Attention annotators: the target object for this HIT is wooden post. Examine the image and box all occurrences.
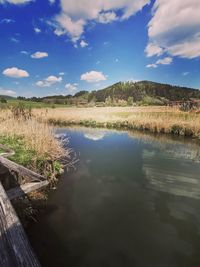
[0,181,41,267]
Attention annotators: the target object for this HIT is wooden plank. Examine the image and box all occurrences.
[7,181,49,201]
[0,145,15,158]
[0,182,41,267]
[0,156,46,182]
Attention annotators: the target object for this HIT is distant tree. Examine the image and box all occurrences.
[0,97,7,103]
[105,96,112,106]
[127,96,133,106]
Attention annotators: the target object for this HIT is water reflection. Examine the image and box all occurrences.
[28,127,200,267]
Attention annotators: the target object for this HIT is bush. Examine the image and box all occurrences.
[11,102,32,120]
[139,96,165,106]
[0,97,7,103]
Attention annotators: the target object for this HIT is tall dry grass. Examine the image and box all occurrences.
[34,106,200,139]
[0,109,68,161]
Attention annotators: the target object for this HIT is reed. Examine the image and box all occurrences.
[0,109,69,178]
[34,106,200,139]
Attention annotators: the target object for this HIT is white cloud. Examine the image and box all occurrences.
[53,0,150,42]
[34,27,41,33]
[59,72,65,76]
[10,37,19,43]
[21,50,28,55]
[146,0,200,59]
[0,18,15,23]
[0,0,33,4]
[98,11,118,24]
[48,0,55,4]
[81,70,107,83]
[156,57,173,65]
[65,83,78,94]
[31,51,48,59]
[146,64,157,68]
[55,13,85,42]
[0,87,16,96]
[80,40,88,48]
[2,67,29,78]
[145,43,163,57]
[36,75,62,87]
[146,57,173,68]
[182,72,189,76]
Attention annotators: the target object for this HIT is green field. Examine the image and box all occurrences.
[1,99,67,109]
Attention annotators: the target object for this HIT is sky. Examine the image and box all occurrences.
[0,0,200,97]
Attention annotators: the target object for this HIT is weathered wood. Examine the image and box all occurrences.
[0,156,46,182]
[7,180,49,201]
[0,182,41,267]
[0,145,15,158]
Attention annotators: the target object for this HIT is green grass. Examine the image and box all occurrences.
[0,135,37,166]
[0,147,4,154]
[5,99,67,109]
[0,135,63,179]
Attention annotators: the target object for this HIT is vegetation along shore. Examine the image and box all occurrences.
[35,106,200,140]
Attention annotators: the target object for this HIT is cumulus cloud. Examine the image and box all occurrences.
[65,83,78,94]
[2,67,29,78]
[0,87,16,96]
[146,0,200,59]
[31,51,48,59]
[182,72,189,76]
[0,0,33,4]
[0,18,15,23]
[80,40,88,48]
[156,57,173,65]
[53,0,150,42]
[36,75,62,87]
[55,13,85,42]
[34,27,41,33]
[145,43,163,57]
[98,11,118,24]
[21,50,28,55]
[81,70,107,83]
[59,72,65,76]
[146,63,157,68]
[146,57,173,68]
[10,37,19,43]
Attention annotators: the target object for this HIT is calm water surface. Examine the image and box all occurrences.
[27,127,200,267]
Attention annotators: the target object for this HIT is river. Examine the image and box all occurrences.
[27,127,200,267]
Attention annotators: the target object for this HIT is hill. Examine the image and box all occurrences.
[88,81,200,104]
[17,80,200,106]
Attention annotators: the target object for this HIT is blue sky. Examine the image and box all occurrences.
[0,0,200,97]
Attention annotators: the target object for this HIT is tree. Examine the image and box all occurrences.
[0,97,7,103]
[127,96,133,106]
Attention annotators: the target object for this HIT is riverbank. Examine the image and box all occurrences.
[35,106,200,139]
[0,109,69,180]
[0,108,71,223]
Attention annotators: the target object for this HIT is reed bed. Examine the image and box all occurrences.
[0,110,66,159]
[34,106,200,139]
[0,109,70,180]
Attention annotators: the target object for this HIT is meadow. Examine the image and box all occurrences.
[35,106,200,139]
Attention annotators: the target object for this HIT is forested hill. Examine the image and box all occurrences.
[88,81,200,103]
[14,80,200,106]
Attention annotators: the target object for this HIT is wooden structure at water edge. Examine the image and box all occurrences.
[0,144,49,266]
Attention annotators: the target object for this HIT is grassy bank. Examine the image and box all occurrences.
[0,108,70,181]
[34,106,200,139]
